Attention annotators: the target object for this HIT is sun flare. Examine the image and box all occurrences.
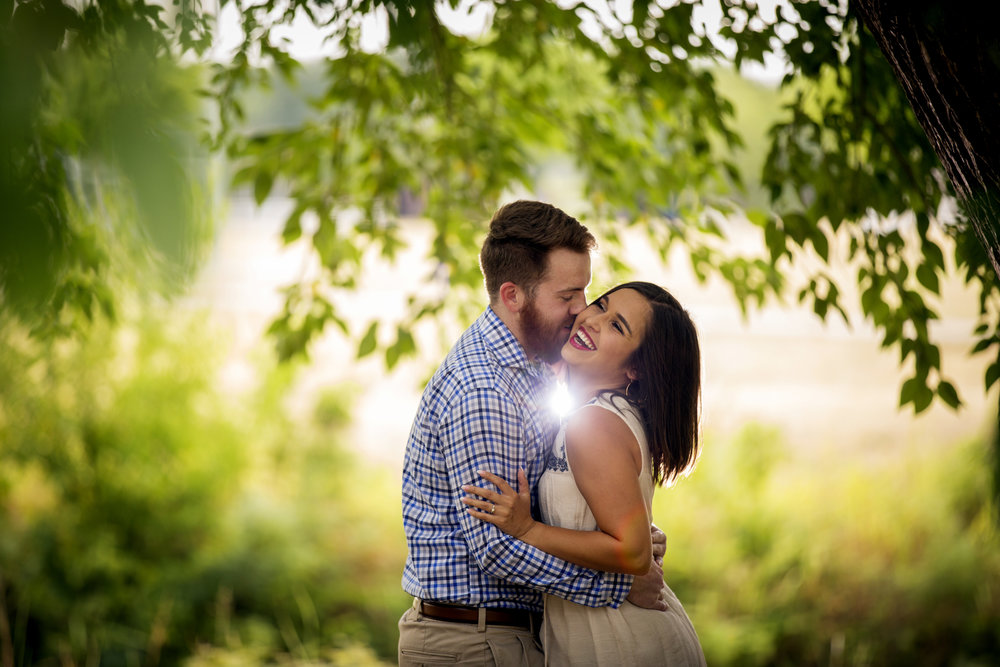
[549,380,573,419]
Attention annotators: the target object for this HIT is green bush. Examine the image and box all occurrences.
[0,314,245,665]
[655,425,1000,666]
[0,314,406,666]
[4,310,997,666]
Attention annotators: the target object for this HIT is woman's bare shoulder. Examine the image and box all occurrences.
[564,402,641,470]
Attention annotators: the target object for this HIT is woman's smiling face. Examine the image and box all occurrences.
[561,287,652,394]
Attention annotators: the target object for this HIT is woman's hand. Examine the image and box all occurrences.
[462,469,537,540]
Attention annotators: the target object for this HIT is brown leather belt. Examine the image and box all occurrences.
[419,601,539,629]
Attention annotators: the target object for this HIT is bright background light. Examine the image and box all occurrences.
[183,194,989,469]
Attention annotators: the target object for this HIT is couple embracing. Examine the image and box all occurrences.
[398,201,706,666]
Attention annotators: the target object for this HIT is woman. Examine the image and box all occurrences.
[462,282,706,666]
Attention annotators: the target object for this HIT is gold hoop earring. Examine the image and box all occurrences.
[625,381,634,398]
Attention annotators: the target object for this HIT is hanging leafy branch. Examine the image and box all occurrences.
[3,0,997,413]
[1,0,213,336]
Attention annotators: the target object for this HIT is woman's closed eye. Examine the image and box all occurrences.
[595,298,625,334]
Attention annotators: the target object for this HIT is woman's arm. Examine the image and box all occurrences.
[462,405,652,575]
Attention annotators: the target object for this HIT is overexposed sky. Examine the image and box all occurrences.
[214,0,791,84]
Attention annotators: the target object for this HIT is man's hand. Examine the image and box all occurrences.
[627,523,668,611]
[650,523,666,565]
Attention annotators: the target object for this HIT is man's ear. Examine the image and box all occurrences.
[498,282,524,313]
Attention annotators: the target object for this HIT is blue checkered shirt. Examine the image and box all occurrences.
[401,308,632,611]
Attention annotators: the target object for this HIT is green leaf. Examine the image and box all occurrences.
[936,381,961,409]
[282,208,303,244]
[971,338,996,354]
[231,165,257,187]
[357,321,378,359]
[747,209,768,227]
[913,385,934,413]
[329,314,349,336]
[385,326,416,370]
[813,295,828,319]
[860,284,881,317]
[987,362,1000,392]
[254,170,274,205]
[926,344,941,370]
[923,240,945,268]
[764,218,786,260]
[811,231,829,262]
[915,263,939,293]
[899,338,915,363]
[396,326,415,355]
[899,376,922,408]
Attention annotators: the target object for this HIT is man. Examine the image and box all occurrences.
[398,201,667,666]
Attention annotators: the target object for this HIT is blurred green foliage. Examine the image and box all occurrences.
[209,0,999,416]
[6,0,995,414]
[657,425,1000,666]
[0,313,407,666]
[0,0,213,337]
[1,1,998,663]
[1,310,997,665]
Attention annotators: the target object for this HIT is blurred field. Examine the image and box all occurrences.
[186,194,994,467]
[192,63,995,465]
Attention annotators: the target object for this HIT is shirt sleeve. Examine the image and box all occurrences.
[440,386,633,608]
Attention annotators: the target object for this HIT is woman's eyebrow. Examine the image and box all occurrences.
[604,296,633,335]
[617,312,634,336]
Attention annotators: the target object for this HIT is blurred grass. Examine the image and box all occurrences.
[1,310,997,666]
[0,312,407,666]
[656,425,1000,666]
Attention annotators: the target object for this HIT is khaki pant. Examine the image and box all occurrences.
[398,598,544,666]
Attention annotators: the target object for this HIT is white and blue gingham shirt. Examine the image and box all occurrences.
[401,308,632,611]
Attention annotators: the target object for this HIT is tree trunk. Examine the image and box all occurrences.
[852,0,1000,277]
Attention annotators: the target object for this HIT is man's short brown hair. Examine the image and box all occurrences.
[479,201,596,302]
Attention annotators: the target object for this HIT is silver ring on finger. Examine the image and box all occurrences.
[489,502,496,514]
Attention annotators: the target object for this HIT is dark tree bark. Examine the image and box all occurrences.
[853,1,1000,502]
[853,0,1000,277]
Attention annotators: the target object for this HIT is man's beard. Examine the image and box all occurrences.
[521,298,571,364]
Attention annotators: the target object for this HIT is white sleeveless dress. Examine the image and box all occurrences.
[538,395,707,667]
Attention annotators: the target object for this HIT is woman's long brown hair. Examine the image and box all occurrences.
[600,282,701,485]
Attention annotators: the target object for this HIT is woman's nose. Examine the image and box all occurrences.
[579,309,604,327]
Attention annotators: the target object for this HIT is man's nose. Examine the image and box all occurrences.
[569,295,587,316]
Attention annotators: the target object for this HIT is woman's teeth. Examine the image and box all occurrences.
[574,329,596,350]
